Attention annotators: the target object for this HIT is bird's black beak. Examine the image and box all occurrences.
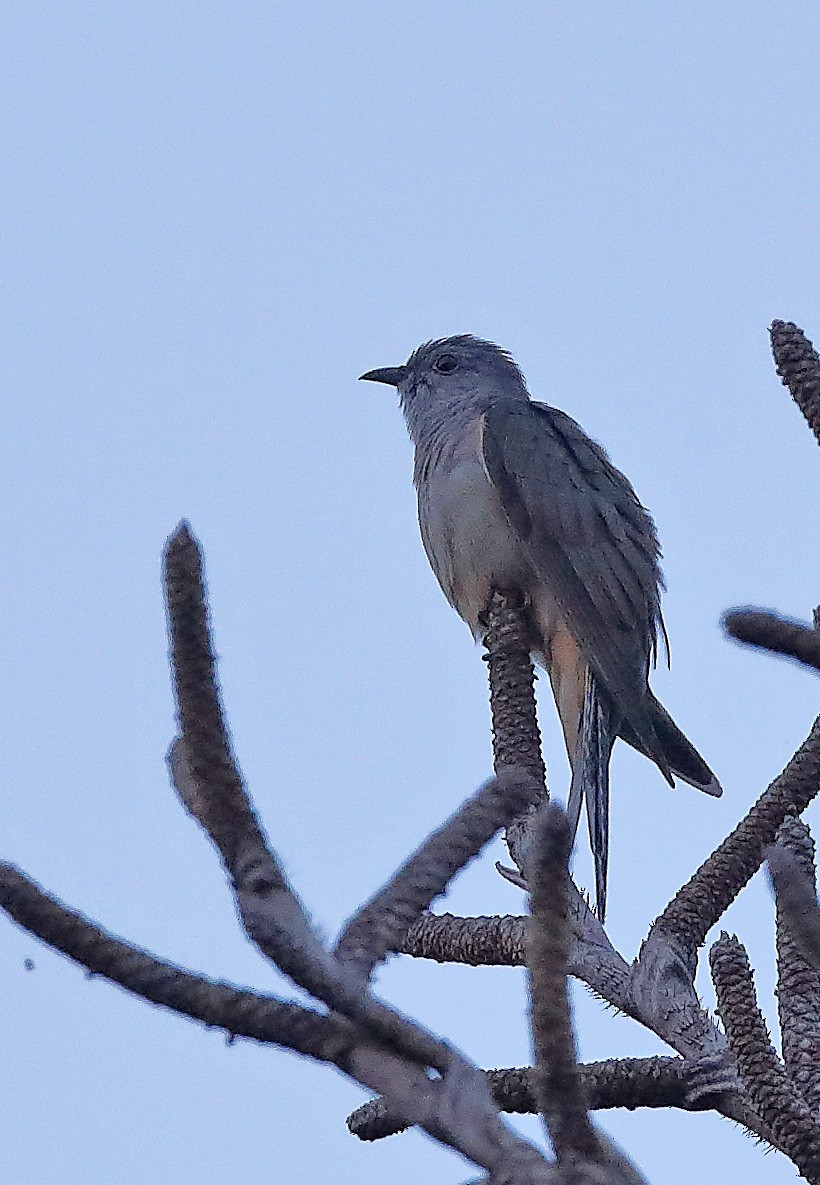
[359,365,407,387]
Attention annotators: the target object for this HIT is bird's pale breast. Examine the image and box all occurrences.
[417,427,531,636]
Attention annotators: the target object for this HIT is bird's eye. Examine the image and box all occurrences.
[433,353,459,374]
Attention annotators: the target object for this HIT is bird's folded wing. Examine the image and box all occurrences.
[479,400,666,752]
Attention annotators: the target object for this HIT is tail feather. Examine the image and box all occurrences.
[569,671,615,921]
[620,693,722,797]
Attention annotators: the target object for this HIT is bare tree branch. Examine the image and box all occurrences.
[349,1056,713,1140]
[399,909,632,1009]
[399,907,722,1064]
[483,592,547,871]
[392,600,820,1164]
[1,856,554,1170]
[770,819,820,1113]
[651,715,820,951]
[527,804,600,1166]
[769,833,820,973]
[164,524,564,1180]
[334,769,541,980]
[615,718,820,1080]
[524,804,650,1185]
[0,861,354,1060]
[724,608,820,673]
[400,903,726,1066]
[480,592,639,1028]
[401,912,528,965]
[710,933,820,1183]
[1,835,553,1182]
[770,320,820,445]
[165,526,449,1070]
[477,592,726,1073]
[164,524,284,884]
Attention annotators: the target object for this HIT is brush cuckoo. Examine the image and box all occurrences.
[361,335,721,919]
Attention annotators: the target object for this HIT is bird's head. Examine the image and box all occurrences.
[360,335,529,443]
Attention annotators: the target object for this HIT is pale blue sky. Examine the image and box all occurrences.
[3,5,820,1183]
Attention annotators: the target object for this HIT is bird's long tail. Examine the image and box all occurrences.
[619,692,722,797]
[566,670,615,922]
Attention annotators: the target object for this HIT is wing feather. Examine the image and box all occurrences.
[481,401,667,764]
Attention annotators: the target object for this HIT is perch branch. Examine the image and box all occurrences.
[480,591,636,1021]
[483,591,547,872]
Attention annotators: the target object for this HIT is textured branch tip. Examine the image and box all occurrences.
[163,519,227,759]
[770,819,820,1113]
[166,518,197,553]
[724,608,820,673]
[163,523,280,886]
[710,932,820,1178]
[769,838,820,972]
[770,320,820,445]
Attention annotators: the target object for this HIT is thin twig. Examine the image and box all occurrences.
[770,320,820,445]
[724,608,820,673]
[334,769,541,980]
[710,933,820,1183]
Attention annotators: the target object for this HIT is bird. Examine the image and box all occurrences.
[360,335,721,920]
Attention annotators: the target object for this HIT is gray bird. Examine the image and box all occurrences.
[361,335,721,919]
